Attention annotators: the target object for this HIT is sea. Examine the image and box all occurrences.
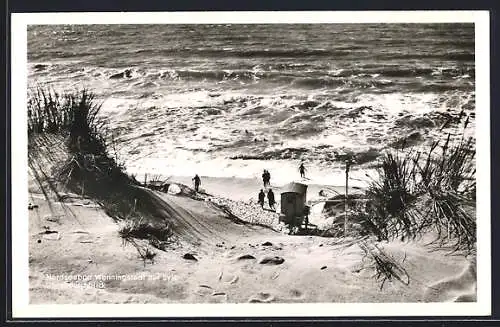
[27,23,475,187]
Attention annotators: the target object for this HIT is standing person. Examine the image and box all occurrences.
[192,174,201,192]
[299,162,306,178]
[262,170,267,187]
[267,189,276,211]
[265,170,271,187]
[258,189,265,208]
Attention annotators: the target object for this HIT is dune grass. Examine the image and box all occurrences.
[118,218,174,243]
[359,241,410,290]
[28,87,135,194]
[358,114,476,254]
[28,87,175,253]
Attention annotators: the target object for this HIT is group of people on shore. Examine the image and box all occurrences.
[260,163,307,188]
[256,162,307,211]
[190,162,307,211]
[258,188,276,211]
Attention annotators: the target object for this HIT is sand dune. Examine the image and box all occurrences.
[142,187,278,245]
[28,175,476,305]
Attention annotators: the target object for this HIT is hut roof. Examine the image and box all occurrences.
[281,182,308,195]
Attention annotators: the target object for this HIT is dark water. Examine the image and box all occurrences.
[27,24,475,186]
[28,24,474,94]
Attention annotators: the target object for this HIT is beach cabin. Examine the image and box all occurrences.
[279,182,310,229]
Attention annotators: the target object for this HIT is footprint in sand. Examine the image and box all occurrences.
[72,231,94,243]
[183,253,198,261]
[220,273,239,284]
[259,256,285,265]
[44,214,63,223]
[289,289,305,300]
[39,230,61,240]
[237,254,256,260]
[248,292,274,303]
[210,292,228,303]
[195,284,213,296]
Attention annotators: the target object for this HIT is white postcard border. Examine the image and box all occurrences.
[11,10,491,318]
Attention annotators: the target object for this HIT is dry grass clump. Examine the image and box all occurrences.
[417,135,476,250]
[359,241,410,290]
[28,87,138,214]
[359,113,476,254]
[28,87,177,260]
[143,174,170,191]
[362,151,422,241]
[119,234,158,266]
[28,88,105,143]
[118,218,174,264]
[118,218,174,244]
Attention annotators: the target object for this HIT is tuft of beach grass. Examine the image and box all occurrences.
[355,113,476,254]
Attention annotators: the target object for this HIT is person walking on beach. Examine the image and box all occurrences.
[258,189,266,208]
[267,189,276,211]
[262,169,271,187]
[192,174,201,192]
[299,162,306,178]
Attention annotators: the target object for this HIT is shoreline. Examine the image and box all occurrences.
[163,175,363,202]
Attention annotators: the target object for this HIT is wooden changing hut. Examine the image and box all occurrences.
[279,182,310,230]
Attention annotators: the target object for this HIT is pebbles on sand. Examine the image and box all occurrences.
[206,196,282,230]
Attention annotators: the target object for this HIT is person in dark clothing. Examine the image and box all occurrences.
[265,170,271,187]
[258,189,265,208]
[192,174,201,192]
[299,163,306,178]
[267,189,276,211]
[262,169,271,187]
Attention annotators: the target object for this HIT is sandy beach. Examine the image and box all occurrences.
[28,174,475,304]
